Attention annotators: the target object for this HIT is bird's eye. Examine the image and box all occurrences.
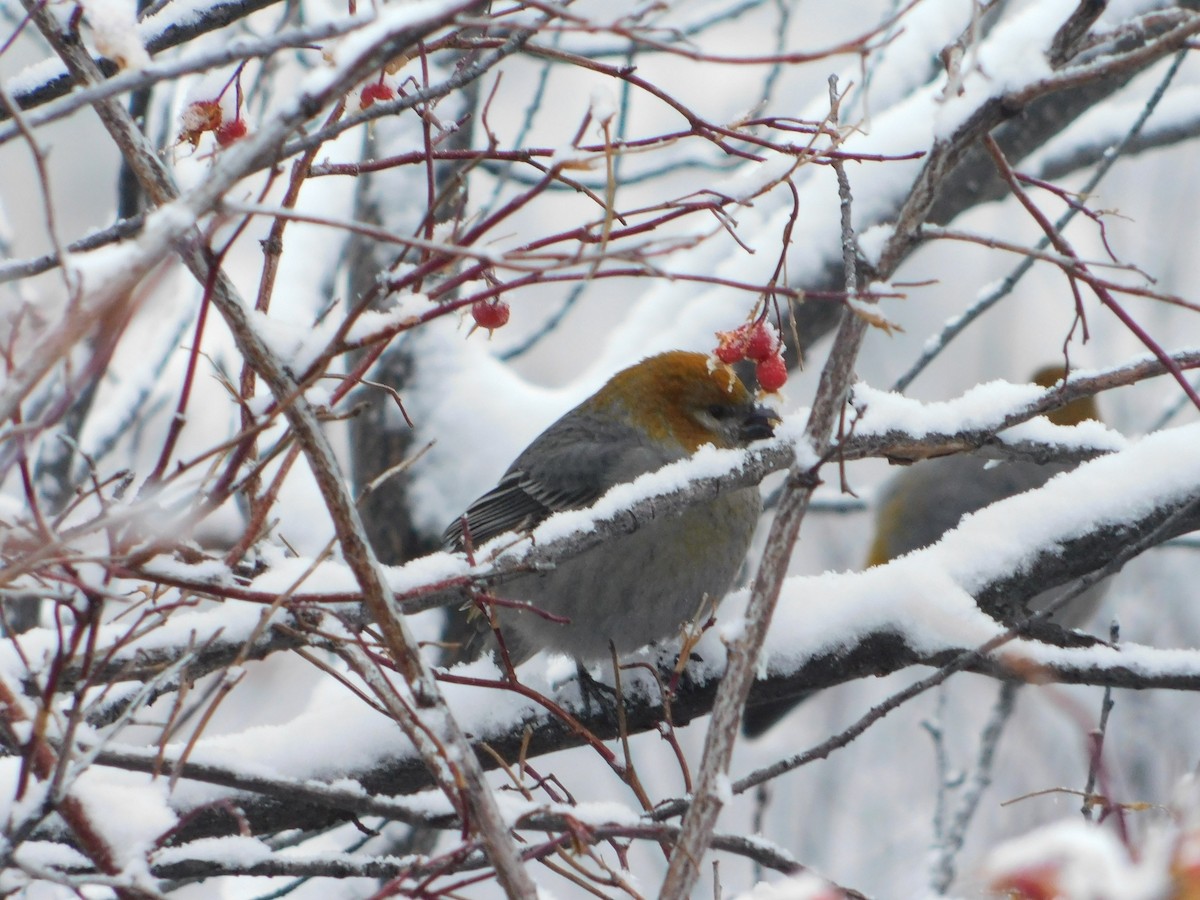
[707,404,731,420]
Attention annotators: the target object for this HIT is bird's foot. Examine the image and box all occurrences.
[573,662,620,724]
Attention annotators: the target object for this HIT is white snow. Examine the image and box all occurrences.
[82,0,150,70]
[9,841,92,872]
[857,223,894,268]
[589,86,618,126]
[151,835,272,867]
[756,422,1200,674]
[736,872,844,900]
[0,599,277,683]
[300,1,465,98]
[504,438,795,552]
[247,308,340,377]
[852,379,1128,451]
[933,0,1071,140]
[71,770,178,869]
[344,303,423,343]
[980,819,1168,899]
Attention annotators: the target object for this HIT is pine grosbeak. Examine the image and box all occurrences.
[443,350,778,666]
[743,365,1105,737]
[864,365,1102,606]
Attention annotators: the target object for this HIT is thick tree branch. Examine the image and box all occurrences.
[74,626,1200,846]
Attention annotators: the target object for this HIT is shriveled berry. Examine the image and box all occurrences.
[471,299,510,331]
[360,82,396,108]
[215,118,248,146]
[756,353,787,392]
[179,99,223,147]
[744,322,779,362]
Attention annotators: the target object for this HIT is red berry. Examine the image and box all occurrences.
[756,353,787,392]
[714,343,743,364]
[744,322,779,362]
[471,299,510,331]
[360,82,396,108]
[215,118,248,146]
[714,327,749,364]
[990,863,1060,900]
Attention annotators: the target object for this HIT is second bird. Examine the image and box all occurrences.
[742,365,1106,738]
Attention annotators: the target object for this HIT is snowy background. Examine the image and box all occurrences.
[2,0,1200,896]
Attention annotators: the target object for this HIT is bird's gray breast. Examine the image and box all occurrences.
[492,486,762,663]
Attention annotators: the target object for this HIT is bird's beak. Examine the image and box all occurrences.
[739,405,780,442]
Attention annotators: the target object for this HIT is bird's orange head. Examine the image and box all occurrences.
[589,351,778,453]
[1031,365,1101,426]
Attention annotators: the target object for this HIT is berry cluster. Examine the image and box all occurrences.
[714,322,787,392]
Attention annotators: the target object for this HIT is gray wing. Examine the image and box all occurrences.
[442,414,673,551]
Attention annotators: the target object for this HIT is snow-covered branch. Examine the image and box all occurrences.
[62,619,1200,849]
